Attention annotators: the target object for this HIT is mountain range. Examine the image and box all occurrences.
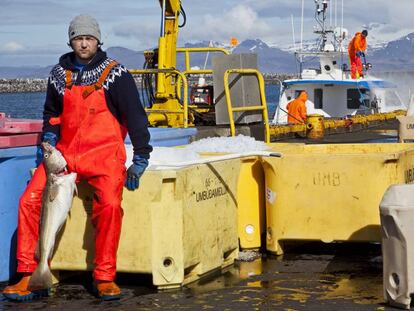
[1,33,413,79]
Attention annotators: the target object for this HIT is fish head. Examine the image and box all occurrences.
[41,142,67,175]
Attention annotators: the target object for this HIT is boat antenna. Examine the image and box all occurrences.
[292,14,301,77]
[341,0,344,49]
[203,40,213,70]
[329,1,332,26]
[291,14,297,51]
[300,0,304,52]
[299,0,305,76]
[314,0,330,51]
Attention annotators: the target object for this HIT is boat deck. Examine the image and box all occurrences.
[195,118,399,144]
[0,242,400,310]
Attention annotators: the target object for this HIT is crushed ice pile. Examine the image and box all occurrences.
[185,135,269,153]
[125,135,270,169]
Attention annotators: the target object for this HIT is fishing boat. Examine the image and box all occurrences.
[2,1,413,308]
[272,0,406,125]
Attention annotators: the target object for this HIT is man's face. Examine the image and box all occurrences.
[71,35,98,63]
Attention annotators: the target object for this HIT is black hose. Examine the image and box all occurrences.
[179,4,186,28]
[139,60,156,108]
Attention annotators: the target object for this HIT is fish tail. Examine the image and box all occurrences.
[28,263,53,290]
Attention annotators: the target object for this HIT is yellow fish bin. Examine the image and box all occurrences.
[51,158,241,290]
[262,143,414,255]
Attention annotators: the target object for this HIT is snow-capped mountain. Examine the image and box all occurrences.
[1,34,414,78]
[271,23,409,53]
[110,34,414,73]
[370,32,414,71]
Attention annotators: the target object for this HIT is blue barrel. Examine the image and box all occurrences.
[126,128,198,147]
[0,146,36,282]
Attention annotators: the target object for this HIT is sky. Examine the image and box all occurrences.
[0,0,413,67]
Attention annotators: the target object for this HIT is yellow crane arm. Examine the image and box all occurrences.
[158,0,181,15]
[156,0,181,98]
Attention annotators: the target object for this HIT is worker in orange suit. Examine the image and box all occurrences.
[348,30,368,79]
[2,15,152,302]
[286,91,308,124]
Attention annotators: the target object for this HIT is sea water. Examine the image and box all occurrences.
[0,85,280,120]
[0,92,45,119]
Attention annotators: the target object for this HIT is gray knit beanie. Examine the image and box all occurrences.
[68,15,101,42]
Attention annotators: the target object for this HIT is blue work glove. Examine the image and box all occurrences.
[125,154,149,191]
[36,132,58,167]
[356,51,365,58]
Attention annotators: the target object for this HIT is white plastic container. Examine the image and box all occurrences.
[380,184,414,309]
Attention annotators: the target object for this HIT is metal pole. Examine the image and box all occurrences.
[160,0,166,37]
[291,14,296,51]
[341,0,344,33]
[330,0,332,26]
[300,0,304,51]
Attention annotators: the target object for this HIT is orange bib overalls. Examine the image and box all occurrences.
[17,61,127,281]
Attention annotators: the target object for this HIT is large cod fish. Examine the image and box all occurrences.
[29,142,77,289]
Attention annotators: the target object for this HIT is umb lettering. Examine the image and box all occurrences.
[405,167,414,183]
[195,186,227,202]
[406,124,414,130]
[313,172,341,186]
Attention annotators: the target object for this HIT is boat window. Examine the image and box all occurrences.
[314,89,323,109]
[347,89,370,109]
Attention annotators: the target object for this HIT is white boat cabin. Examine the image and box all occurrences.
[272,53,406,124]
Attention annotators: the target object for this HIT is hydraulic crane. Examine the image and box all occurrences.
[136,0,229,128]
[136,0,267,136]
[145,0,188,127]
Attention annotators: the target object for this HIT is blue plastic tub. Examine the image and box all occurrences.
[0,128,197,282]
[0,146,37,282]
[125,128,198,147]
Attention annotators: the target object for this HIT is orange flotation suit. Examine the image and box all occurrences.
[286,91,308,124]
[17,61,127,281]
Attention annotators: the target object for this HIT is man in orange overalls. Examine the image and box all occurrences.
[3,15,152,302]
[348,30,368,79]
[286,91,308,124]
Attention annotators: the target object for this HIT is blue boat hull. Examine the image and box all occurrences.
[0,146,37,282]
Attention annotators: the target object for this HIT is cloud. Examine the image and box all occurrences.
[111,22,159,50]
[0,41,25,53]
[0,0,413,65]
[0,42,65,57]
[181,4,274,44]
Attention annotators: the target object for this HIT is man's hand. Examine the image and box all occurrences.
[36,132,58,167]
[356,51,365,58]
[125,155,149,191]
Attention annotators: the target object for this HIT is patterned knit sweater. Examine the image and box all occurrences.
[43,50,152,158]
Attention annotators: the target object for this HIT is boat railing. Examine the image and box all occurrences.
[176,47,230,74]
[129,68,190,128]
[176,47,230,102]
[129,48,229,128]
[223,69,271,143]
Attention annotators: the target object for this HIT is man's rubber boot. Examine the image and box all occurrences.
[2,275,50,302]
[94,281,121,301]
